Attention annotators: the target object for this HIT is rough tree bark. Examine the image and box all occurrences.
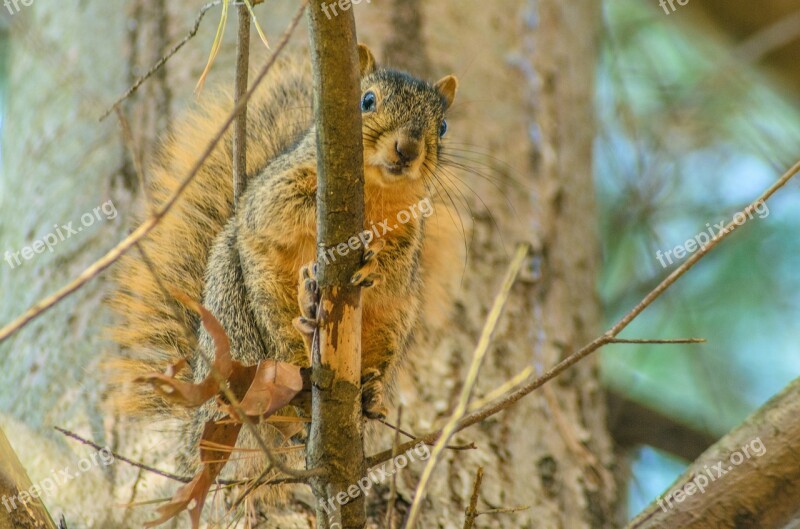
[0,426,57,529]
[356,0,617,527]
[628,375,800,529]
[306,5,367,529]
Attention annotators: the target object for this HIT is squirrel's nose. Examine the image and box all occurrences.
[395,138,420,164]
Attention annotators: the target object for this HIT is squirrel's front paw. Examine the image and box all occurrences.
[292,262,319,352]
[361,367,388,420]
[351,238,386,288]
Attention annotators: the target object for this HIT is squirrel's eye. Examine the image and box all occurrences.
[439,119,448,138]
[361,91,377,113]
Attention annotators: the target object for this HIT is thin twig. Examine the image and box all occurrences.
[463,466,483,529]
[99,1,221,122]
[475,506,530,517]
[233,1,251,204]
[467,337,703,412]
[229,464,273,512]
[384,406,403,529]
[56,427,306,487]
[0,1,309,346]
[56,427,193,484]
[405,243,530,529]
[607,338,706,344]
[376,418,476,451]
[367,160,800,469]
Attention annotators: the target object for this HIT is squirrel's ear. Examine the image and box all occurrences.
[358,44,377,76]
[435,75,459,110]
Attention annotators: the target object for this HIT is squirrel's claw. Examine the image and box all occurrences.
[362,238,386,261]
[351,240,386,288]
[296,261,320,353]
[361,368,388,420]
[297,262,320,319]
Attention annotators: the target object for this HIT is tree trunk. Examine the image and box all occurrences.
[355,1,617,527]
[0,0,131,526]
[0,0,614,527]
[0,426,57,529]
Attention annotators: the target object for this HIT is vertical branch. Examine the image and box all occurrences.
[153,0,172,132]
[306,5,366,529]
[232,1,251,204]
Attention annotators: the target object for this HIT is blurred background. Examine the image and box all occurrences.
[594,0,800,517]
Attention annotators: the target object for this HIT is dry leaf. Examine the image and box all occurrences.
[221,360,303,420]
[136,292,234,407]
[145,419,243,529]
[136,293,306,527]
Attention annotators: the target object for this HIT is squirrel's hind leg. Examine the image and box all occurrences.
[361,367,389,420]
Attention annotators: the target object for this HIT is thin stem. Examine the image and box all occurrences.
[404,243,530,529]
[99,1,221,121]
[232,1,251,204]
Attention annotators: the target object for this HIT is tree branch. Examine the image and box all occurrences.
[627,375,800,529]
[232,1,251,204]
[0,426,58,529]
[99,1,221,122]
[306,6,366,529]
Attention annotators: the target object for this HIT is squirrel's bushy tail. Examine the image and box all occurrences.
[107,57,312,416]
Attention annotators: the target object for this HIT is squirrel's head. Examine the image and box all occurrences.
[357,45,458,188]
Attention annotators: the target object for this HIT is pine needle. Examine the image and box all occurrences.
[196,0,230,93]
[195,0,271,94]
[243,0,271,49]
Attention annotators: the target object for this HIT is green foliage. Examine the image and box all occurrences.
[598,0,800,518]
[598,0,800,433]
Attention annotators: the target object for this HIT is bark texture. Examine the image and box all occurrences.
[0,426,57,529]
[628,375,800,529]
[307,5,367,529]
[356,1,617,527]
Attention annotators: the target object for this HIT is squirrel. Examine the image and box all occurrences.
[107,44,463,488]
